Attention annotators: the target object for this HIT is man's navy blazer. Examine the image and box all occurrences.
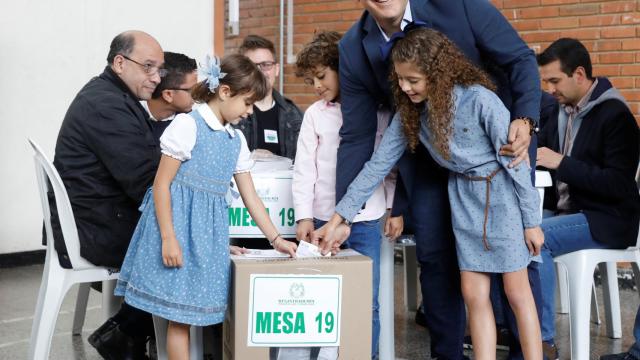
[538,78,640,248]
[336,0,541,212]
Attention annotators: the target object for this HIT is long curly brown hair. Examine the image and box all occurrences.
[390,28,496,159]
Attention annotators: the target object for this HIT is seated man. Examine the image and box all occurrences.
[141,51,197,140]
[53,30,165,359]
[235,34,302,160]
[536,38,640,358]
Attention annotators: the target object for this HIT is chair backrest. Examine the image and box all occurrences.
[29,138,94,270]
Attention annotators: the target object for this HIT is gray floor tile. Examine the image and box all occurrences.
[2,263,640,359]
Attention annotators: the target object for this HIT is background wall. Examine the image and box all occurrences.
[0,0,214,254]
[224,0,640,122]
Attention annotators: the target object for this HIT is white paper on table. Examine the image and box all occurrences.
[242,249,290,258]
[296,240,331,258]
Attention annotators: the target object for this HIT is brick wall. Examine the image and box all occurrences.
[224,0,640,121]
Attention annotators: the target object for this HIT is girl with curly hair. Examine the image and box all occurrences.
[315,28,544,359]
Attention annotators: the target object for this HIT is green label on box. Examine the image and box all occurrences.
[248,275,342,346]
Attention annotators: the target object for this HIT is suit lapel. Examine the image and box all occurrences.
[362,15,391,97]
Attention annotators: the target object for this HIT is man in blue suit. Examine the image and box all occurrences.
[335,1,541,358]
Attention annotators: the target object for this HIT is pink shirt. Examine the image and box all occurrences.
[292,100,395,222]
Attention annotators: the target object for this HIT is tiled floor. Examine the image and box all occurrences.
[1,263,639,360]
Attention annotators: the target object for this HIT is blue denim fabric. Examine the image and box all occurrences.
[539,212,609,341]
[315,218,382,358]
[630,307,640,358]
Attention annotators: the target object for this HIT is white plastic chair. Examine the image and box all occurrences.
[553,228,640,359]
[28,139,120,360]
[152,316,203,360]
[552,165,640,359]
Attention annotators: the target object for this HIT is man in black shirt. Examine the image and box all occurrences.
[235,35,302,160]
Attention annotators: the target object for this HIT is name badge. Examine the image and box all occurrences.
[264,129,279,144]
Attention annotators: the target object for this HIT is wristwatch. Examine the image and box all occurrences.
[516,117,539,135]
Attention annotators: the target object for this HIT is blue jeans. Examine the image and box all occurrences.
[630,307,640,357]
[539,212,609,342]
[315,218,382,358]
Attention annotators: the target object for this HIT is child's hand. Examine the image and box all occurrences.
[296,219,314,242]
[524,226,544,256]
[312,221,351,256]
[229,245,249,255]
[384,214,404,241]
[274,237,297,258]
[162,237,183,268]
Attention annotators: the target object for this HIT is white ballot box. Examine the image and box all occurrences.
[229,169,296,238]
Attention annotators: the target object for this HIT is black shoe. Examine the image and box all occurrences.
[415,308,427,328]
[88,319,118,346]
[600,352,640,360]
[543,341,559,360]
[88,320,148,360]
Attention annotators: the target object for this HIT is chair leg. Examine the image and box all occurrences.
[72,283,91,335]
[555,262,569,314]
[153,315,169,360]
[600,262,622,338]
[29,263,72,360]
[189,326,203,360]
[101,279,121,320]
[563,255,597,360]
[591,282,601,325]
[379,236,395,360]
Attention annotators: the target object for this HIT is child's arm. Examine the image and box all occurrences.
[292,108,320,241]
[477,87,542,235]
[153,155,183,267]
[234,172,297,257]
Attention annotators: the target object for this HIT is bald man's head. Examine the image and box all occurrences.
[108,30,164,100]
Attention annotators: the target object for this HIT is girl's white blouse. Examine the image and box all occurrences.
[159,104,253,173]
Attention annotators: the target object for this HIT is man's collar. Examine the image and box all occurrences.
[563,79,598,115]
[196,104,236,137]
[140,101,176,122]
[102,66,140,100]
[377,0,413,42]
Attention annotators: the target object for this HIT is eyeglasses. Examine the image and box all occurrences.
[120,54,168,77]
[254,61,277,71]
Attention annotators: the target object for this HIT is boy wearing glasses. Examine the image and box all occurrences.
[235,35,303,161]
[140,51,198,140]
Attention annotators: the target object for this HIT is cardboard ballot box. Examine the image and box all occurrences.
[223,250,372,359]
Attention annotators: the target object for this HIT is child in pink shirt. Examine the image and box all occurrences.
[292,31,403,358]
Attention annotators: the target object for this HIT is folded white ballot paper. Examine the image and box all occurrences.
[242,249,290,258]
[240,240,332,259]
[295,240,331,258]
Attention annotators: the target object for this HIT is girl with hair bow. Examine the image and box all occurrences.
[115,54,297,359]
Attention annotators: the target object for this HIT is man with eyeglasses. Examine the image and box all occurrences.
[235,34,303,161]
[140,51,198,140]
[52,30,164,359]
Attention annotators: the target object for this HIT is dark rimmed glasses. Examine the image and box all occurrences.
[254,61,277,71]
[120,54,168,77]
[166,87,193,92]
